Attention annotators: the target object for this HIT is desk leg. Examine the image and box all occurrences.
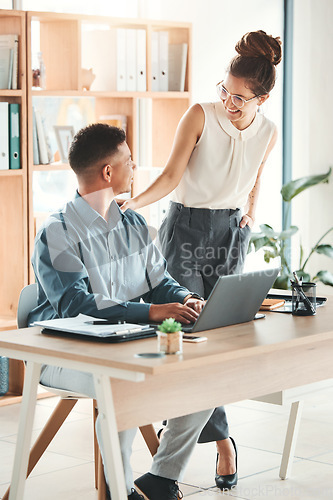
[9,362,41,500]
[279,400,304,480]
[93,373,127,500]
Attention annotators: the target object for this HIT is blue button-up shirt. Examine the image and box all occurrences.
[29,194,190,326]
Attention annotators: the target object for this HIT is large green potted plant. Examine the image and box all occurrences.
[249,168,333,289]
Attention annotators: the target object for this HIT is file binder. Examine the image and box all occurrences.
[158,31,169,92]
[126,29,137,91]
[151,31,159,91]
[0,102,9,170]
[136,29,146,92]
[116,28,127,91]
[8,103,20,169]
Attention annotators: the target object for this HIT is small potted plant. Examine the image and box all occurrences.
[157,318,183,355]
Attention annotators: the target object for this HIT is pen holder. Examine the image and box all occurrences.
[291,282,316,316]
[157,331,183,355]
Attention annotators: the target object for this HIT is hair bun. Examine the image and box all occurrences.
[235,30,282,66]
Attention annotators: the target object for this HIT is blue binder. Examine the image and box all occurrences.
[8,102,20,169]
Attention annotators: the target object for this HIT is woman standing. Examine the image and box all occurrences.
[121,30,282,490]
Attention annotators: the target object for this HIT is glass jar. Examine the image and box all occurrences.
[157,331,183,355]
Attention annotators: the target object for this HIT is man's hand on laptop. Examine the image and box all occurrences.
[149,303,200,324]
[184,297,206,313]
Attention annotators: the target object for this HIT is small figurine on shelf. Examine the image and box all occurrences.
[32,52,46,89]
[157,318,183,355]
[81,68,96,91]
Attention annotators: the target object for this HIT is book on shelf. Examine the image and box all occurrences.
[168,43,188,92]
[0,34,19,90]
[0,102,9,170]
[8,103,20,169]
[34,108,49,165]
[32,107,40,165]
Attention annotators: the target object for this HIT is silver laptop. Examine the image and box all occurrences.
[183,268,280,333]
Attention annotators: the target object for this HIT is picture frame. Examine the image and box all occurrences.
[54,125,75,163]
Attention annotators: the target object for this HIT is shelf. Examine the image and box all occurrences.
[33,162,71,171]
[0,90,23,97]
[31,90,190,99]
[0,169,23,176]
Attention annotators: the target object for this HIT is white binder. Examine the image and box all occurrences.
[158,31,169,92]
[136,29,146,92]
[116,28,127,91]
[0,102,9,169]
[125,29,137,91]
[151,31,159,92]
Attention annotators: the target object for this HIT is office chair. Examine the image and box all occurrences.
[4,284,159,500]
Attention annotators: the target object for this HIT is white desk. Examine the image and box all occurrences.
[1,302,333,499]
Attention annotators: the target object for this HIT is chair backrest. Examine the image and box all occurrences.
[17,283,38,328]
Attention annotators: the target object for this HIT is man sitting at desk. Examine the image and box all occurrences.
[28,123,213,500]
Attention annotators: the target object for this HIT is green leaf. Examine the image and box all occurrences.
[158,318,182,333]
[273,274,290,290]
[264,250,276,263]
[315,244,333,259]
[259,224,278,237]
[314,270,333,286]
[249,235,273,252]
[281,167,332,202]
[299,244,304,268]
[278,225,299,240]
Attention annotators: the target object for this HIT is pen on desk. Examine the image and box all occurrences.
[85,320,124,325]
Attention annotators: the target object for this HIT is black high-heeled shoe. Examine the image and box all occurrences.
[215,436,238,490]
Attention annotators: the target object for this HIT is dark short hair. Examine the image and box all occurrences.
[68,123,126,175]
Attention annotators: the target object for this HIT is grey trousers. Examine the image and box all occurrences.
[40,365,213,494]
[157,202,251,443]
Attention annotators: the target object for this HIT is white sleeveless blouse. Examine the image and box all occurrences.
[171,101,276,210]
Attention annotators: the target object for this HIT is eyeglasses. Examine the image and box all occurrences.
[216,81,262,109]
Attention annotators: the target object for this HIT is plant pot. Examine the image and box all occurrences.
[157,331,183,355]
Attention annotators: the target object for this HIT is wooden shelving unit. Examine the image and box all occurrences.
[26,11,192,267]
[0,10,27,405]
[0,8,192,405]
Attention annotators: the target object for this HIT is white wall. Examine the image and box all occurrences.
[292,0,333,278]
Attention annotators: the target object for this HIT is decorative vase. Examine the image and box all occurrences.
[157,331,183,355]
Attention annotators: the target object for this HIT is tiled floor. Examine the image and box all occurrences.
[1,385,333,499]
